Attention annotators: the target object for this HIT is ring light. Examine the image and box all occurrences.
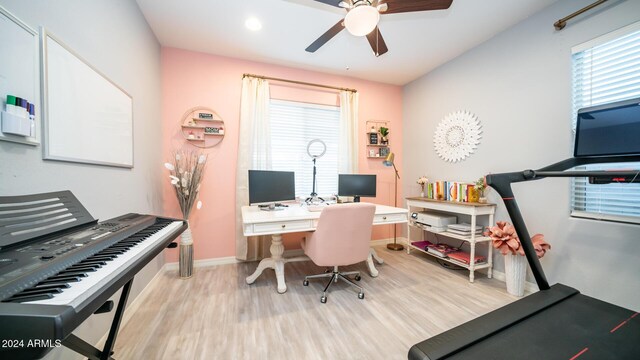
[307,139,326,159]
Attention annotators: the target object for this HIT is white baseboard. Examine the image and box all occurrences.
[164,256,239,271]
[161,238,406,270]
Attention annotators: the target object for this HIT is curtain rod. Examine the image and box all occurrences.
[242,73,357,93]
[554,0,608,30]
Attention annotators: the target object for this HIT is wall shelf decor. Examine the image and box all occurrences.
[366,120,390,159]
[433,110,482,163]
[180,106,225,148]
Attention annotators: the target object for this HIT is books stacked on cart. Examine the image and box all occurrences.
[446,223,484,237]
[410,241,434,251]
[447,251,487,265]
[426,243,460,258]
[421,180,479,202]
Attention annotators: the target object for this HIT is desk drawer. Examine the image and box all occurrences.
[374,213,407,224]
[252,219,313,233]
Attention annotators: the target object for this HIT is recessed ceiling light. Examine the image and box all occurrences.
[245,17,262,31]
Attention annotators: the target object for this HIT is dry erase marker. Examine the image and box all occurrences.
[19,98,28,119]
[6,95,17,114]
[29,103,35,137]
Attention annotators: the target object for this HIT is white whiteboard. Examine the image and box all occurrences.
[0,6,40,146]
[42,30,133,168]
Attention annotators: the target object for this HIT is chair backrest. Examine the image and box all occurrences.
[304,202,376,267]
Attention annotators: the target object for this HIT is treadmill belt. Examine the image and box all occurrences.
[409,284,639,360]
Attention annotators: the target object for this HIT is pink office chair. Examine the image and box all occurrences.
[301,202,376,303]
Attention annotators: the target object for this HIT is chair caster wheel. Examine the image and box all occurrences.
[354,275,361,281]
[358,292,365,300]
[303,280,309,286]
[320,296,327,303]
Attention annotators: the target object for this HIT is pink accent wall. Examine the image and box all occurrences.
[162,47,403,262]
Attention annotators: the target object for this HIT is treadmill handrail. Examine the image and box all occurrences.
[485,154,640,290]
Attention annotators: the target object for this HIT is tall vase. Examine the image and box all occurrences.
[179,221,194,279]
[504,254,526,296]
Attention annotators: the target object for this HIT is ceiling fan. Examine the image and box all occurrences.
[306,0,453,57]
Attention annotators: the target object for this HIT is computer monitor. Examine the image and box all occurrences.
[574,97,640,157]
[338,174,376,202]
[248,170,296,209]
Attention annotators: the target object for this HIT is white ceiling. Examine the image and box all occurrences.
[136,0,558,85]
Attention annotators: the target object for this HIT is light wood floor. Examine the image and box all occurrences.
[114,246,518,360]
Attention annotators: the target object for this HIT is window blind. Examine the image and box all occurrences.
[570,24,640,224]
[269,99,340,198]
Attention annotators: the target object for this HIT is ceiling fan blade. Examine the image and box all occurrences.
[311,0,345,8]
[365,27,388,57]
[306,20,345,53]
[382,0,453,14]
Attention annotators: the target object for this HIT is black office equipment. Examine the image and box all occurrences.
[0,191,186,360]
[338,174,377,202]
[409,101,640,360]
[248,170,296,208]
[574,97,640,158]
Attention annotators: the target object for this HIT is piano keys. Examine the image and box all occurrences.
[0,191,186,360]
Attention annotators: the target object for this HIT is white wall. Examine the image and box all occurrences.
[0,0,164,358]
[403,0,640,310]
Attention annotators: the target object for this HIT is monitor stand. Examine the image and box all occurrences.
[353,196,361,203]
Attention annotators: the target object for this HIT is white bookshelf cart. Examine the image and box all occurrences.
[406,197,496,283]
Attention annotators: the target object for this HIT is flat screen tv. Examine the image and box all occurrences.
[574,97,640,157]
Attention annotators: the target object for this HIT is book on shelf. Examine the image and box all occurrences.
[419,180,480,203]
[447,251,486,265]
[426,243,460,258]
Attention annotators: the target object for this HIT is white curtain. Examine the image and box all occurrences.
[236,77,271,261]
[338,90,359,173]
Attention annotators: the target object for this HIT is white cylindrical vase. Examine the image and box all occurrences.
[179,223,194,279]
[504,254,526,297]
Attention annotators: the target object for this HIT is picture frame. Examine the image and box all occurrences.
[379,147,390,157]
[204,126,220,134]
[369,133,378,145]
[198,112,214,120]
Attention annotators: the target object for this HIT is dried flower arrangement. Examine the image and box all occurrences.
[164,150,208,219]
[485,221,551,258]
[416,176,428,194]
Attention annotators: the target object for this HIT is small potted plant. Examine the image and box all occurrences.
[474,177,487,203]
[379,126,389,145]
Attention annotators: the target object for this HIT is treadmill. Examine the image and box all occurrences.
[409,98,640,360]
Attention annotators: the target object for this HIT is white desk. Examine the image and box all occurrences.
[242,204,408,293]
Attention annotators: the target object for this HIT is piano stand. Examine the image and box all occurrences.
[62,279,133,360]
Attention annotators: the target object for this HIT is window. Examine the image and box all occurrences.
[270,100,340,198]
[570,23,640,224]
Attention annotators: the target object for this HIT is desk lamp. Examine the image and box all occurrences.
[383,152,403,251]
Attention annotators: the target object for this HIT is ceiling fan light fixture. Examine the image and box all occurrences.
[344,5,379,37]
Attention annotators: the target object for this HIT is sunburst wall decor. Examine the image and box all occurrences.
[433,110,482,163]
